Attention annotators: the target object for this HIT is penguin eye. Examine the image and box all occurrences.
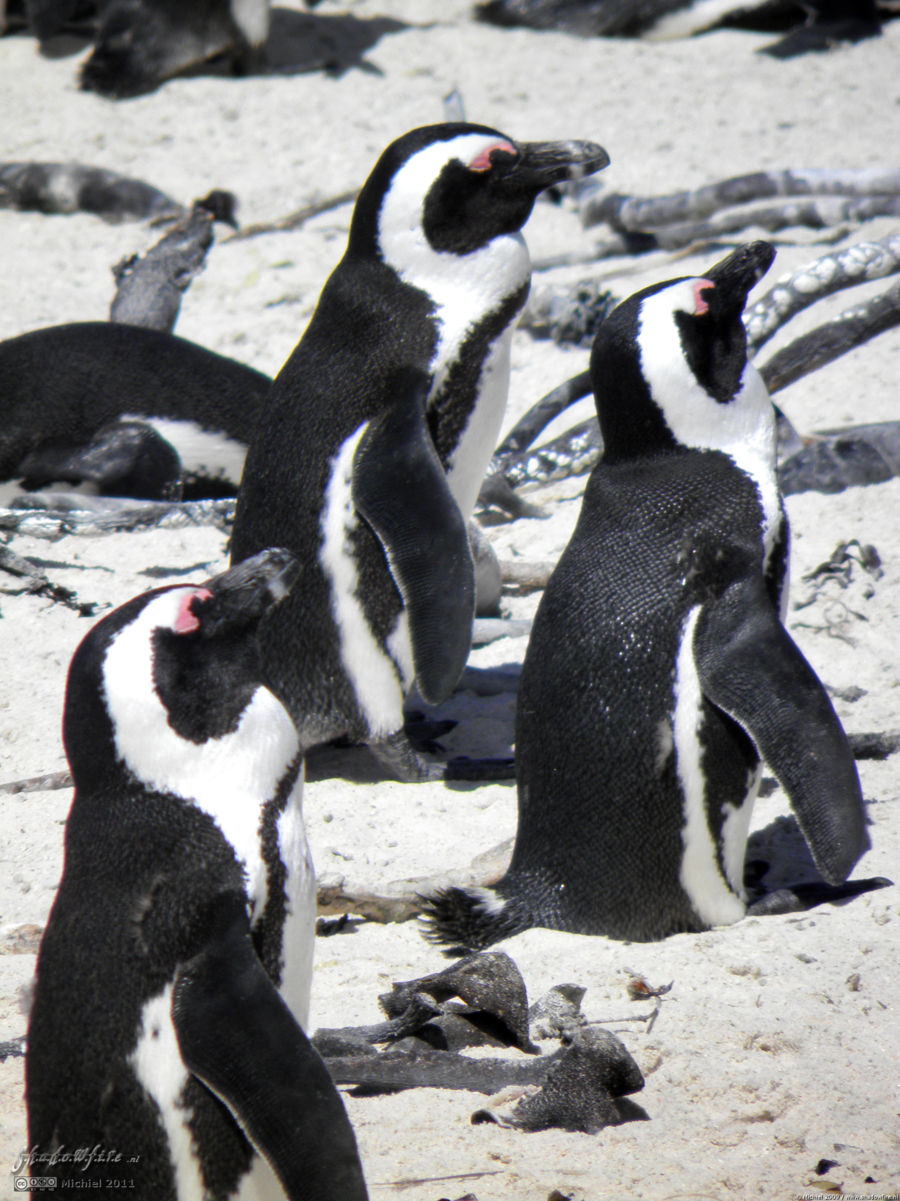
[172,588,213,635]
[467,141,517,173]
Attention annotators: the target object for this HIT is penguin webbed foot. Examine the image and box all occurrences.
[477,473,548,522]
[403,711,457,754]
[368,731,448,782]
[746,875,892,917]
[368,730,516,784]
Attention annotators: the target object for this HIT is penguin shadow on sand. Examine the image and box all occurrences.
[263,8,407,77]
[305,661,522,786]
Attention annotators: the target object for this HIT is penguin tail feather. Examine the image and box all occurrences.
[418,885,531,953]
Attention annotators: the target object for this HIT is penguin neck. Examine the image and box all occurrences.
[381,220,531,328]
[635,303,781,561]
[377,210,531,522]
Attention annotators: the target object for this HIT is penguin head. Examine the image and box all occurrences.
[63,548,300,795]
[349,123,610,261]
[590,241,776,462]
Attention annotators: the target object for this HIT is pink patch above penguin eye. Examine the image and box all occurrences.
[173,588,212,634]
[468,140,516,173]
[693,279,714,315]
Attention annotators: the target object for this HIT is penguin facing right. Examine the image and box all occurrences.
[26,548,368,1200]
[423,241,876,950]
[231,123,609,780]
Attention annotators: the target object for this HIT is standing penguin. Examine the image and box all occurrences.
[26,548,368,1200]
[231,123,609,780]
[423,241,874,948]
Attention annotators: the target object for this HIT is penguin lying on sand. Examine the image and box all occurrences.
[0,321,271,499]
[475,0,887,57]
[81,0,271,98]
[26,548,368,1200]
[423,241,882,949]
[231,122,610,781]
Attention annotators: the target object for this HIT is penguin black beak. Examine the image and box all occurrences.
[502,139,611,194]
[194,548,300,634]
[704,241,776,314]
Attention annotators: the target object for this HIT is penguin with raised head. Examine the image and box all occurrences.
[231,122,610,781]
[26,548,368,1200]
[423,241,877,949]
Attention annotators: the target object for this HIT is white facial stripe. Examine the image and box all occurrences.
[673,606,746,927]
[377,134,531,491]
[637,283,781,560]
[319,425,406,737]
[130,415,247,484]
[102,589,300,914]
[129,984,205,1199]
[275,778,316,1032]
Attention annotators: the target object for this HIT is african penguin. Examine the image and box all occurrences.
[0,321,271,499]
[81,0,270,98]
[231,122,609,781]
[26,548,368,1200]
[474,0,886,56]
[423,241,873,948]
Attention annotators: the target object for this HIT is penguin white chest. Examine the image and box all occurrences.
[441,324,516,520]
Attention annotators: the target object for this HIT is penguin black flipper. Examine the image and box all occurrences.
[694,575,869,885]
[173,896,368,1201]
[352,371,475,705]
[18,420,183,501]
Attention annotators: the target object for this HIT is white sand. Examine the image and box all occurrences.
[1,3,899,1197]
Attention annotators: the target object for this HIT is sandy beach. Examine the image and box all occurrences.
[1,3,898,1197]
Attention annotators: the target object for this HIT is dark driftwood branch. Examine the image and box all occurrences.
[496,372,593,457]
[580,168,900,232]
[0,547,97,614]
[110,205,216,333]
[0,770,73,796]
[747,233,900,352]
[632,196,900,248]
[316,838,513,923]
[226,189,358,241]
[759,279,900,394]
[494,257,900,495]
